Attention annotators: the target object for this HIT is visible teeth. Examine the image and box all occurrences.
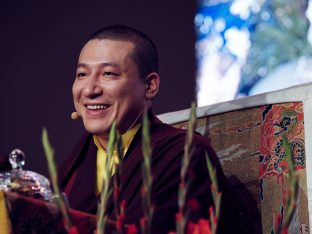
[87,105,108,110]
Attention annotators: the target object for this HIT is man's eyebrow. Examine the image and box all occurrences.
[77,62,120,68]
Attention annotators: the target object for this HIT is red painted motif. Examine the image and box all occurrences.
[259,102,305,179]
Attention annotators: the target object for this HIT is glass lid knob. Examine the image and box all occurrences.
[9,149,25,170]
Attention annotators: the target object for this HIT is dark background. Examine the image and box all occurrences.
[0,1,196,176]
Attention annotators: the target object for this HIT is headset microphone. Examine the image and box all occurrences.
[71,111,80,120]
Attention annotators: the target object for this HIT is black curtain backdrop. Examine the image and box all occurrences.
[0,1,196,176]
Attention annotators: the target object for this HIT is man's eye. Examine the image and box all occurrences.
[77,72,86,78]
[103,72,117,76]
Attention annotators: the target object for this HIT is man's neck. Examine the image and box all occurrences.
[96,135,108,150]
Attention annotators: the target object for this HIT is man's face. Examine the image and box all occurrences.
[72,39,147,137]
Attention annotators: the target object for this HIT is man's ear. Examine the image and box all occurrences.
[144,72,160,100]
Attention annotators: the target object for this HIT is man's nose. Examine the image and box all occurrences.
[82,76,103,98]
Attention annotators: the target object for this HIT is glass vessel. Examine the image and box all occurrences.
[0,149,53,202]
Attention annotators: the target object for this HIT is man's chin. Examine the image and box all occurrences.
[84,126,110,137]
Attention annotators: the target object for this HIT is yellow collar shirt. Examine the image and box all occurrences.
[93,125,141,194]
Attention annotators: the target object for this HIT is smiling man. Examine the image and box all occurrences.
[59,25,230,233]
[73,32,159,147]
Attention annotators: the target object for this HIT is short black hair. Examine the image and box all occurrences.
[89,25,159,79]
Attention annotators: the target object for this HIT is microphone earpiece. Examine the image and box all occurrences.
[145,99,152,109]
[71,111,80,120]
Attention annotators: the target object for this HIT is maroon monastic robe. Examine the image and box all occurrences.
[58,111,231,233]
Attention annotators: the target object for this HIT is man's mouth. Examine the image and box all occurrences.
[86,104,111,110]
